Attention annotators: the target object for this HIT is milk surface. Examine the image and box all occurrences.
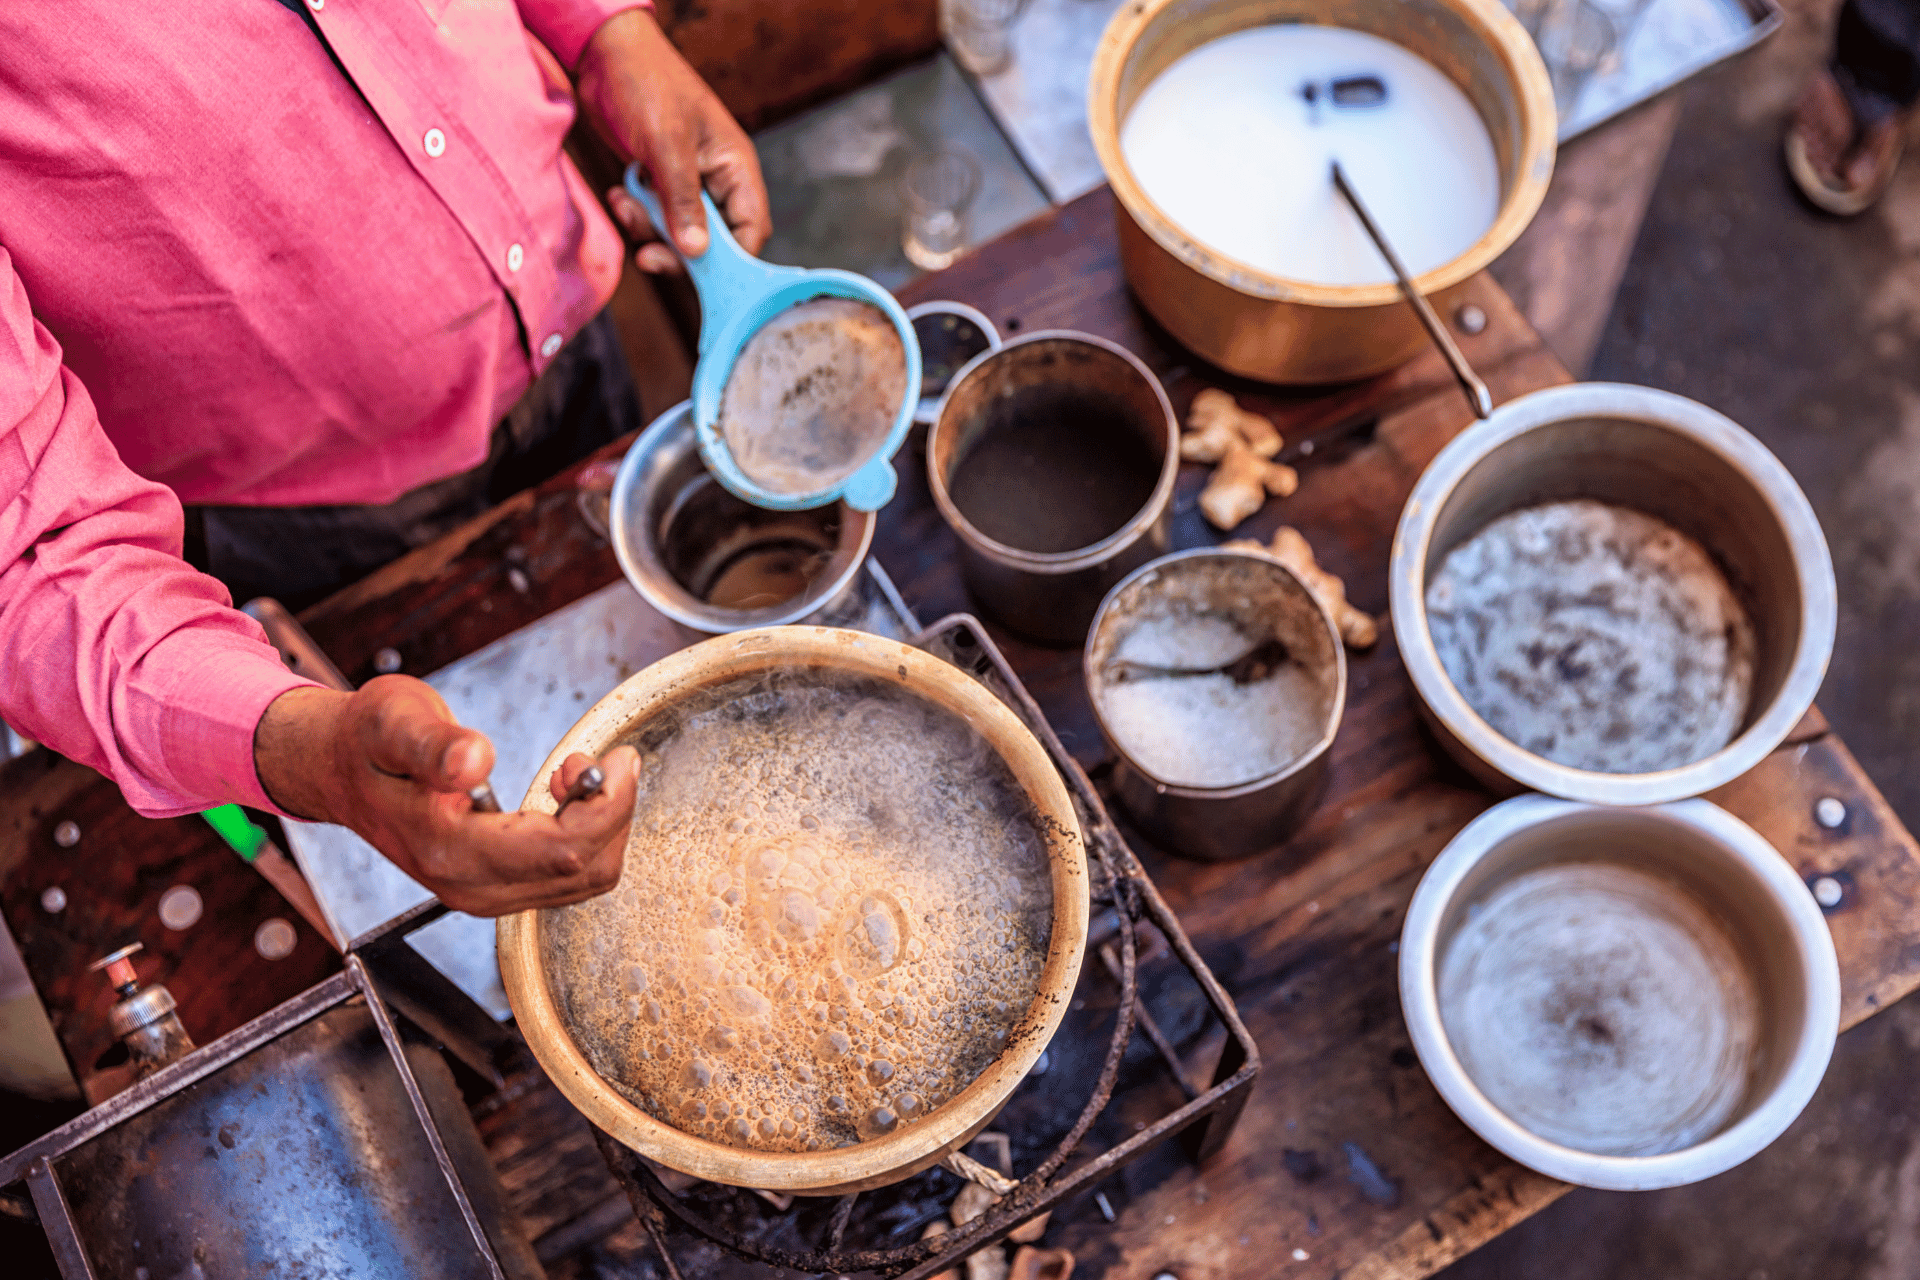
[1120,26,1501,287]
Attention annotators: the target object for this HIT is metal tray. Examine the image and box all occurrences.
[1534,0,1784,140]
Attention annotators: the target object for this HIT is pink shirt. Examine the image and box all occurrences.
[1,0,641,817]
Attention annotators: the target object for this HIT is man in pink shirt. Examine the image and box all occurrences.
[1,2,771,915]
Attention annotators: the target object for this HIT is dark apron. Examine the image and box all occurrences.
[183,311,642,611]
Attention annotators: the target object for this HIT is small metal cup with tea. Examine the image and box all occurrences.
[1085,549,1347,861]
[608,401,875,633]
[928,331,1179,645]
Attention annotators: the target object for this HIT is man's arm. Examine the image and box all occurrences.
[0,246,314,815]
[0,249,637,915]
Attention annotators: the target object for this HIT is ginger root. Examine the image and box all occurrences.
[1180,388,1283,462]
[1199,445,1300,530]
[1228,526,1379,649]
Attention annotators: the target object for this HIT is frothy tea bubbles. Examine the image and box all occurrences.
[540,673,1057,1153]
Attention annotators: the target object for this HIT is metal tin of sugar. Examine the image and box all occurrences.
[1084,548,1346,861]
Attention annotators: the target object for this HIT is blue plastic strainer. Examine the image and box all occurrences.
[622,165,921,513]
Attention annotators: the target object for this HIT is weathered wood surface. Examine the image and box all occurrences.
[871,187,1920,1279]
[0,753,340,1105]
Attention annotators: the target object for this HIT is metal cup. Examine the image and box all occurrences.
[927,332,1179,645]
[608,402,875,633]
[1085,549,1347,861]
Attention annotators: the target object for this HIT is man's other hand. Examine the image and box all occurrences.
[256,678,639,916]
[577,7,771,273]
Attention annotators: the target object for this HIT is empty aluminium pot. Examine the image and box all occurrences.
[1400,794,1839,1189]
[1085,549,1346,860]
[1389,383,1837,805]
[609,401,875,633]
[928,332,1179,645]
[1087,0,1555,384]
[498,627,1089,1195]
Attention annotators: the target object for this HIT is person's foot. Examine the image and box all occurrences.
[1785,69,1906,215]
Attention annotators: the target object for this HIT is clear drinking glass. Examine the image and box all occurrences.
[943,0,1025,77]
[1533,0,1617,120]
[901,147,983,272]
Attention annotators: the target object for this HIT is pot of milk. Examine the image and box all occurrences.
[1087,0,1556,384]
[497,627,1089,1194]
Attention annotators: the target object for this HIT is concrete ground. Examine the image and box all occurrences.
[1444,0,1920,1275]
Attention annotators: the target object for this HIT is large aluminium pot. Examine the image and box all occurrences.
[498,627,1089,1195]
[1087,0,1557,384]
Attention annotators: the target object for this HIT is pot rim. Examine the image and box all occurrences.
[926,330,1180,574]
[1387,382,1838,805]
[1398,794,1841,1190]
[1086,0,1558,309]
[609,401,877,632]
[1083,547,1348,798]
[497,626,1089,1193]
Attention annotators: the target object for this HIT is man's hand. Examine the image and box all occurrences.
[577,7,771,273]
[256,679,639,917]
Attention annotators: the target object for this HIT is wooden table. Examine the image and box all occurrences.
[5,186,1918,1279]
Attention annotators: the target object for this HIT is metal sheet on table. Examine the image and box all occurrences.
[1539,0,1782,139]
[964,0,1777,205]
[966,0,1123,206]
[281,572,916,1019]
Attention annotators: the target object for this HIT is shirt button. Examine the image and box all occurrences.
[540,333,564,359]
[306,0,323,9]
[506,243,525,272]
[423,128,446,158]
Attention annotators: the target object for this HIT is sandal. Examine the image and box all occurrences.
[1785,69,1906,216]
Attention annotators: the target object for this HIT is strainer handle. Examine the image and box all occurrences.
[622,165,788,356]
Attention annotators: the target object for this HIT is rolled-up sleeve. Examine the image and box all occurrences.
[0,249,315,818]
[517,0,652,70]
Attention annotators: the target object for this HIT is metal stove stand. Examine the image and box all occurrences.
[594,614,1261,1280]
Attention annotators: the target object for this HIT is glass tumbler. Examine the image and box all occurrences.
[1532,0,1617,120]
[901,147,983,272]
[943,0,1025,77]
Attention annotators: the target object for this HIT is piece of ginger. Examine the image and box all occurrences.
[1226,526,1379,649]
[1181,388,1283,463]
[1199,445,1300,530]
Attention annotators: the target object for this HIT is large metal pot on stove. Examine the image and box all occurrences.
[498,627,1090,1195]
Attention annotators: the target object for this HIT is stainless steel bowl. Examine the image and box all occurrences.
[1389,383,1836,805]
[1085,549,1346,861]
[928,332,1179,645]
[1400,794,1839,1190]
[609,402,875,633]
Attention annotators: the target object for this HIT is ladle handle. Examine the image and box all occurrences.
[622,165,790,356]
[1331,162,1493,421]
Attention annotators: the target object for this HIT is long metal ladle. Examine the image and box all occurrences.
[1331,160,1493,420]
